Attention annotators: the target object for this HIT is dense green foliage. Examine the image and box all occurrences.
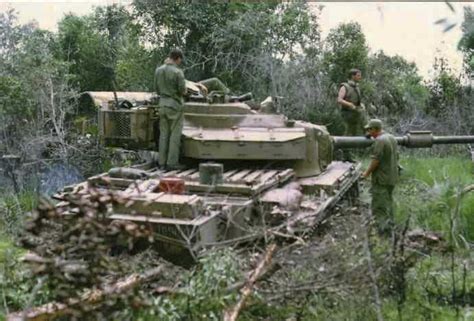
[459,6,474,72]
[366,52,429,123]
[323,22,369,84]
[55,6,152,92]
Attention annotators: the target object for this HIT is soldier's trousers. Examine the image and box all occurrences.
[340,108,367,161]
[341,108,366,136]
[371,184,395,236]
[159,106,184,167]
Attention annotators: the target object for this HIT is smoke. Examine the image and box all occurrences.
[40,162,84,195]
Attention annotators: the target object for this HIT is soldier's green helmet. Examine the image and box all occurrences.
[364,119,382,130]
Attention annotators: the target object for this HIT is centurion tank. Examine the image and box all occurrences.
[57,81,474,262]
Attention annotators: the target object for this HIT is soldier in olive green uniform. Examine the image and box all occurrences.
[362,119,399,235]
[337,69,366,135]
[199,78,230,95]
[154,49,187,170]
[337,69,367,161]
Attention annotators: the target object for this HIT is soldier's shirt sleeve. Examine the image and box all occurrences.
[371,139,384,161]
[177,70,186,96]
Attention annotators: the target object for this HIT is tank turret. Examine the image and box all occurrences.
[83,92,474,172]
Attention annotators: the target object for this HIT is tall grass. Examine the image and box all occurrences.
[397,156,474,241]
[400,156,473,186]
[0,192,37,317]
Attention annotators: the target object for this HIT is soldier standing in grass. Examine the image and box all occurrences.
[337,68,367,161]
[361,119,399,235]
[154,49,187,170]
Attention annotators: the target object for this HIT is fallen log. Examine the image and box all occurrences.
[7,266,163,321]
[225,262,281,294]
[223,244,277,321]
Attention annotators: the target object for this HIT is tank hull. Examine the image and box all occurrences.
[55,161,361,263]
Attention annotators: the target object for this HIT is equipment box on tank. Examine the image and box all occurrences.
[99,107,155,150]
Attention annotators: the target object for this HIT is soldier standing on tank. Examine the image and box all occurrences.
[361,119,399,236]
[337,68,367,161]
[154,49,187,170]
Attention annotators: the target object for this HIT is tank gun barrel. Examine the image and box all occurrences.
[333,131,474,149]
[432,136,474,145]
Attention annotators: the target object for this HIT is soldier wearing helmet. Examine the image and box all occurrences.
[361,119,399,236]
